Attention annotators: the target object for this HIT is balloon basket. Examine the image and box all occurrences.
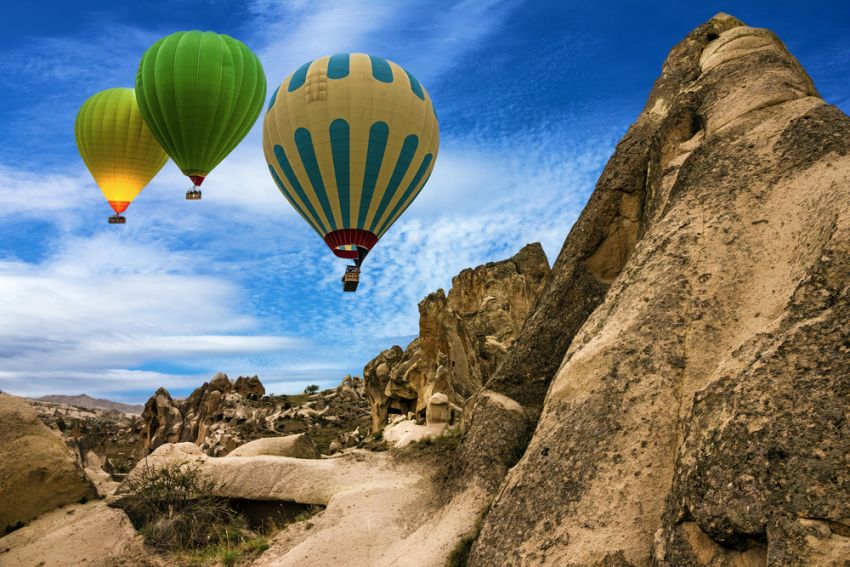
[108,214,126,224]
[186,189,202,200]
[342,265,360,292]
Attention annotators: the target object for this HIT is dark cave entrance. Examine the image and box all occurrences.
[387,397,417,418]
[226,499,323,532]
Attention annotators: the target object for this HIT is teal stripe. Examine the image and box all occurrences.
[404,69,424,100]
[369,134,418,233]
[369,56,393,83]
[288,61,311,92]
[327,53,350,79]
[294,128,337,232]
[273,144,328,234]
[268,165,318,233]
[357,121,389,229]
[377,153,433,236]
[330,119,351,226]
[267,85,280,111]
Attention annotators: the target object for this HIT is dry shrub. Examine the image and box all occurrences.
[118,461,249,551]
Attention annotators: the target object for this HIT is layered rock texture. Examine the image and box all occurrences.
[466,13,850,566]
[364,243,550,432]
[0,393,97,534]
[139,373,369,456]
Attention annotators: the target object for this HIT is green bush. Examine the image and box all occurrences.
[119,461,250,552]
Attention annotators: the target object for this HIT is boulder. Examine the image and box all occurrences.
[0,394,97,534]
[208,372,232,392]
[234,375,265,399]
[426,393,451,425]
[228,433,319,459]
[383,419,447,448]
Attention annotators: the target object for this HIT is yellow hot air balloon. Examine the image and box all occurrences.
[75,88,168,223]
[263,53,439,291]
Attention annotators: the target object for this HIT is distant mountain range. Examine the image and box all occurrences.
[32,394,143,415]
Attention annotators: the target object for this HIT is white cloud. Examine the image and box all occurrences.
[0,232,305,396]
[251,0,522,85]
[0,165,97,217]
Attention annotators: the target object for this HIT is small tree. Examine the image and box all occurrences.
[304,384,320,394]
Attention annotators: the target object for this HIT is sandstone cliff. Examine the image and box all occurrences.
[466,13,850,566]
[364,242,550,432]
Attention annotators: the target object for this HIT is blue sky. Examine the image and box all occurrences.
[0,1,848,403]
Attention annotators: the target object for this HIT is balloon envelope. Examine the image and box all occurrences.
[75,88,168,214]
[262,53,439,261]
[135,31,266,186]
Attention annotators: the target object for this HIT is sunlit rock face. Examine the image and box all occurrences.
[466,13,850,567]
[0,393,97,533]
[364,243,550,433]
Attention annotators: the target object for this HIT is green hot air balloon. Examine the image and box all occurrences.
[135,31,266,200]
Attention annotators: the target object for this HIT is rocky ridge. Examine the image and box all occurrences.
[33,394,143,415]
[140,373,370,456]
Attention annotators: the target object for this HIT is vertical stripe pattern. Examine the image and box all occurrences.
[358,121,389,230]
[263,53,439,260]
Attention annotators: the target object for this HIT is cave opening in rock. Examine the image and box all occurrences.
[227,499,324,532]
[387,398,416,418]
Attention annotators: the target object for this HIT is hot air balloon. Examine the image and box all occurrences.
[263,54,439,291]
[75,88,168,223]
[135,31,266,200]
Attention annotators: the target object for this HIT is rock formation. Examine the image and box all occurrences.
[364,242,550,432]
[32,398,142,481]
[0,393,97,534]
[139,373,370,456]
[465,13,850,566]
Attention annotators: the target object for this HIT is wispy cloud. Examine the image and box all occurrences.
[250,0,522,83]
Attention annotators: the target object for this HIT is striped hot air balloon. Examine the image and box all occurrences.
[263,53,439,291]
[135,31,266,200]
[75,88,168,223]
